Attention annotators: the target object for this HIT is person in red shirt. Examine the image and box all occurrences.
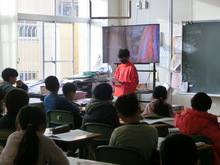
[175,92,220,165]
[112,49,139,97]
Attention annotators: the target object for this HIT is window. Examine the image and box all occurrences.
[59,2,72,16]
[18,21,38,40]
[58,2,79,17]
[20,72,38,81]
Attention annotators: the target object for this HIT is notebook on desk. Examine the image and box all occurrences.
[44,129,93,141]
[143,117,174,126]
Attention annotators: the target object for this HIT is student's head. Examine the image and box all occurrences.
[152,86,170,117]
[0,88,5,109]
[5,88,29,114]
[1,68,18,83]
[14,105,46,165]
[44,75,59,92]
[191,92,212,112]
[62,82,77,100]
[160,133,198,165]
[17,105,46,132]
[118,49,130,63]
[115,93,139,118]
[153,85,167,100]
[93,83,113,101]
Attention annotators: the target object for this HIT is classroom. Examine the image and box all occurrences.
[1,0,220,114]
[0,0,220,164]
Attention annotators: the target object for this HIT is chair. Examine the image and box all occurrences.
[82,122,115,159]
[190,135,212,165]
[48,110,75,129]
[82,122,114,146]
[96,145,147,165]
[0,129,15,147]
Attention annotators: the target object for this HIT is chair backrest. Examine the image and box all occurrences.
[190,135,212,165]
[0,129,15,147]
[96,145,147,165]
[82,122,114,141]
[48,110,75,129]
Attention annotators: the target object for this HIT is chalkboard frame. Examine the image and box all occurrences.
[182,20,220,95]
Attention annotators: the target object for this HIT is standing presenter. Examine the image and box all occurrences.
[111,49,139,97]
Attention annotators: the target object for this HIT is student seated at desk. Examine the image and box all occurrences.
[160,133,199,165]
[0,67,28,93]
[62,82,77,102]
[109,93,158,163]
[0,88,29,130]
[175,92,220,165]
[44,76,82,129]
[142,85,175,117]
[62,82,82,109]
[0,105,69,165]
[82,83,120,128]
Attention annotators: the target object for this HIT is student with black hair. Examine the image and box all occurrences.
[44,76,82,128]
[142,85,175,117]
[0,105,69,165]
[160,133,199,165]
[111,49,139,97]
[82,83,120,128]
[109,93,158,163]
[0,88,5,117]
[0,68,28,93]
[62,82,77,102]
[175,92,220,165]
[0,88,29,130]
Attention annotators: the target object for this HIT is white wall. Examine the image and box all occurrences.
[115,0,220,114]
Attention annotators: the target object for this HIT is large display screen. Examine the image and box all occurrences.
[103,24,160,64]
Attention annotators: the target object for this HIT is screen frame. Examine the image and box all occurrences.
[102,24,160,64]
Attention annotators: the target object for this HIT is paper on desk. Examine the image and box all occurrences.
[47,129,92,140]
[143,118,174,126]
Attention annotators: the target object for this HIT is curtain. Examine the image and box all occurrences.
[0,0,17,73]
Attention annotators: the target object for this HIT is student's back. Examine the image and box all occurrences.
[175,92,220,165]
[82,83,120,128]
[160,133,199,165]
[142,85,175,117]
[0,88,29,130]
[109,93,158,163]
[0,105,69,165]
[43,76,81,128]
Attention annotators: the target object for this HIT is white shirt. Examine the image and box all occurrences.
[0,131,70,165]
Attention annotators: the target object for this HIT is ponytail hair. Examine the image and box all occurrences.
[152,86,170,117]
[14,105,46,165]
[153,98,170,117]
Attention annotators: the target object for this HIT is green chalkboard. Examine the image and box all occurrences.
[182,21,220,94]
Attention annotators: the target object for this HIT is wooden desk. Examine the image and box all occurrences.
[29,98,43,105]
[67,157,119,165]
[141,118,174,137]
[45,129,101,142]
[29,98,44,110]
[45,129,101,159]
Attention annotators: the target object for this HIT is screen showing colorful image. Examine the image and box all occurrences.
[103,24,160,64]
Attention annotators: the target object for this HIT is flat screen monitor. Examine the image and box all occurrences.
[102,24,160,64]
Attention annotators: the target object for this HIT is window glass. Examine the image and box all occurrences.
[74,23,89,74]
[56,0,87,17]
[18,21,38,40]
[18,0,54,15]
[18,21,43,80]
